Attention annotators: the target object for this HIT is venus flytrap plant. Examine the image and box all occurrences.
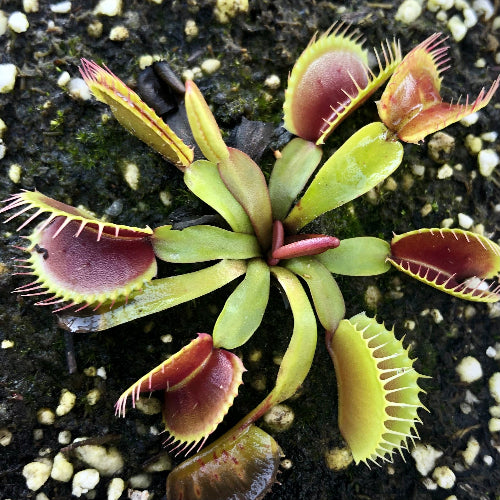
[2,25,500,499]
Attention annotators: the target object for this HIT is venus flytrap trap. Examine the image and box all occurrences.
[2,25,500,499]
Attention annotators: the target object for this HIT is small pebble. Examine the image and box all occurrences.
[56,389,77,416]
[23,460,52,491]
[51,452,74,482]
[264,74,281,89]
[58,430,72,445]
[395,0,422,23]
[324,447,353,471]
[50,1,71,13]
[86,388,101,405]
[437,164,453,179]
[432,465,456,489]
[441,218,454,230]
[1,339,14,348]
[364,284,383,309]
[0,428,13,446]
[213,0,249,23]
[263,404,294,432]
[72,469,100,497]
[184,19,198,38]
[460,112,479,126]
[201,58,221,75]
[37,408,56,425]
[128,473,152,489]
[473,0,494,19]
[135,396,162,415]
[23,0,39,12]
[138,55,154,70]
[489,372,500,403]
[94,0,122,16]
[484,454,494,466]
[488,417,500,432]
[411,164,425,176]
[96,366,107,379]
[464,134,482,154]
[478,148,499,176]
[480,131,497,142]
[57,71,71,87]
[0,12,7,36]
[68,78,92,100]
[428,132,455,163]
[143,452,172,472]
[0,64,17,93]
[107,477,126,500]
[463,7,478,27]
[456,356,483,383]
[122,162,139,190]
[461,436,480,466]
[458,212,474,229]
[159,190,173,206]
[486,346,497,358]
[109,25,129,41]
[87,20,103,38]
[427,0,454,11]
[75,444,124,476]
[8,11,29,33]
[447,15,467,41]
[411,443,443,476]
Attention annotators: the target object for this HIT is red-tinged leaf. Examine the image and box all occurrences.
[389,228,500,302]
[116,333,245,452]
[377,33,500,143]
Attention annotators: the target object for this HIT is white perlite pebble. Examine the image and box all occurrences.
[107,477,126,500]
[264,74,281,89]
[109,25,129,41]
[50,1,71,13]
[456,356,483,382]
[23,0,39,12]
[0,427,13,446]
[72,468,100,497]
[463,7,478,27]
[0,118,6,138]
[58,430,72,445]
[50,452,74,482]
[437,164,453,179]
[461,436,480,465]
[37,408,55,425]
[68,78,92,100]
[473,0,494,20]
[94,0,122,16]
[8,164,21,183]
[57,71,71,87]
[488,417,500,432]
[8,11,29,33]
[478,148,499,176]
[213,0,249,23]
[427,0,454,10]
[23,460,52,491]
[447,15,467,41]
[56,389,76,416]
[0,11,7,36]
[201,58,221,75]
[395,0,422,23]
[458,212,474,229]
[489,372,500,403]
[128,473,152,489]
[432,466,456,489]
[0,64,17,93]
[490,404,500,416]
[460,111,480,126]
[411,443,443,476]
[75,445,124,476]
[481,131,498,142]
[122,162,139,190]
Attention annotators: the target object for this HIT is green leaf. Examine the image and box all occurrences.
[268,138,322,220]
[317,237,391,275]
[268,266,317,403]
[283,256,345,332]
[184,160,253,234]
[184,80,229,163]
[153,225,261,263]
[218,148,273,250]
[283,122,404,233]
[213,258,270,349]
[57,260,247,332]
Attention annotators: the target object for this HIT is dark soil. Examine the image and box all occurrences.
[1,1,500,499]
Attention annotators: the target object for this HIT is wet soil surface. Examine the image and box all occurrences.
[1,1,500,499]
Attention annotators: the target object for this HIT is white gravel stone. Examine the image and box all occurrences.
[68,78,91,100]
[464,134,482,154]
[437,164,453,179]
[23,0,39,12]
[138,55,154,69]
[201,58,221,74]
[489,372,500,403]
[473,0,494,19]
[184,19,198,38]
[23,460,52,491]
[135,396,162,415]
[461,436,480,465]
[463,7,478,27]
[214,0,249,23]
[0,64,17,93]
[484,454,494,465]
[109,25,129,41]
[122,162,139,190]
[447,15,467,41]
[324,447,353,471]
[58,430,72,445]
[432,466,456,489]
[37,408,55,425]
[56,389,76,416]
[395,0,422,23]
[488,417,500,432]
[8,11,29,33]
[458,212,474,229]
[480,131,498,142]
[478,148,499,176]
[411,443,443,476]
[0,427,12,446]
[264,74,281,89]
[94,0,122,16]
[57,71,71,87]
[107,477,126,500]
[8,163,21,183]
[50,1,71,13]
[460,111,479,126]
[75,444,124,476]
[51,452,74,482]
[411,164,425,176]
[456,356,483,382]
[0,11,7,36]
[96,366,107,379]
[486,346,497,358]
[72,468,100,497]
[128,473,152,489]
[0,119,5,140]
[263,404,294,432]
